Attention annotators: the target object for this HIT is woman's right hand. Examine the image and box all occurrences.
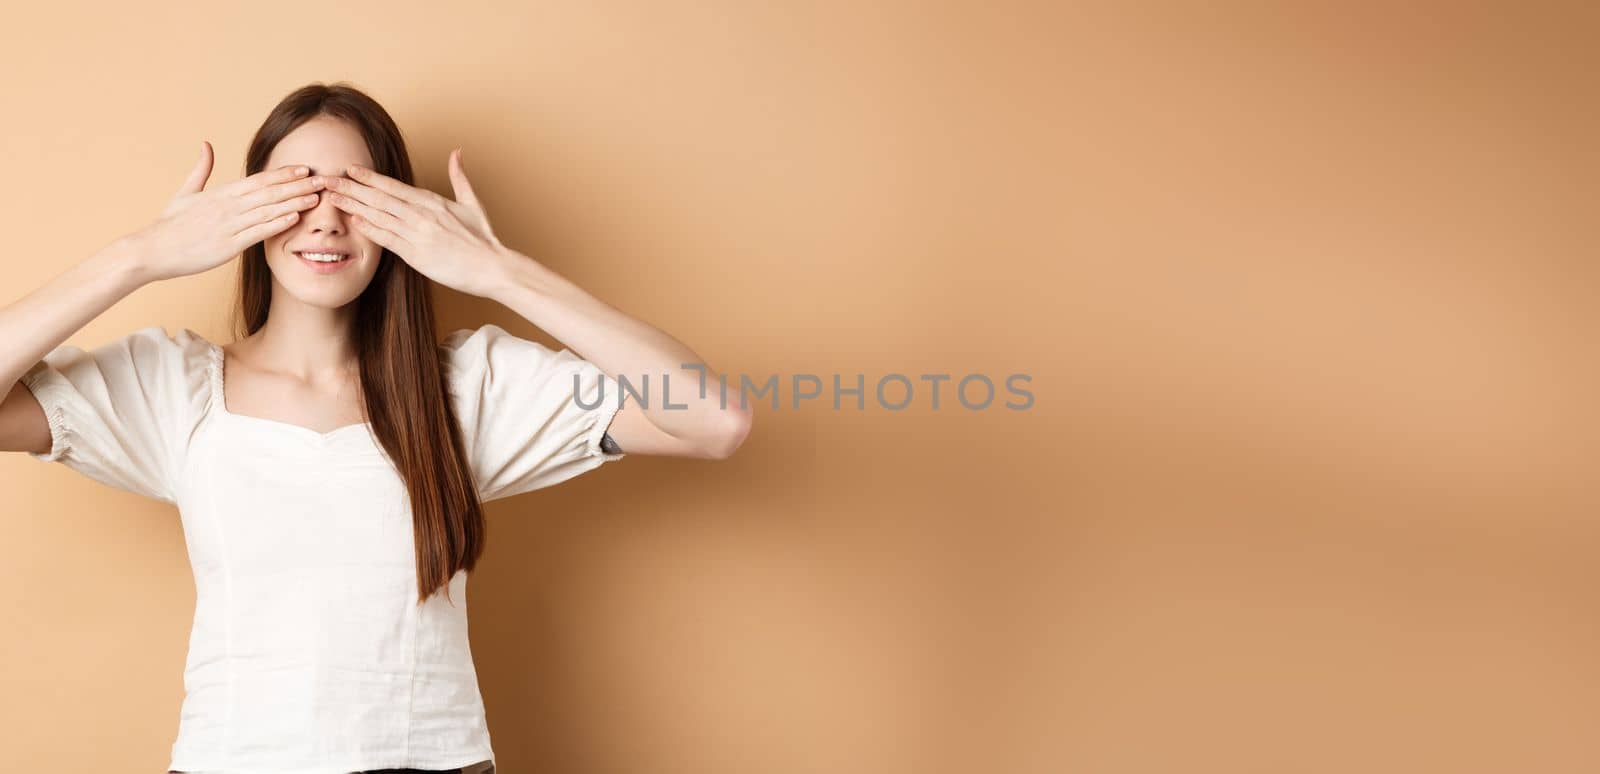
[127,141,327,282]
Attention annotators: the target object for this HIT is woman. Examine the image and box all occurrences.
[0,82,752,773]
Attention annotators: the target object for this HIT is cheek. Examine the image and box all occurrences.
[263,229,295,253]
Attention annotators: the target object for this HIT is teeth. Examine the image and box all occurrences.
[300,252,348,263]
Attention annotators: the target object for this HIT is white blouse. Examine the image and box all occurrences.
[19,323,627,773]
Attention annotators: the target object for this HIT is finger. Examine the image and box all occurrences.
[223,163,311,196]
[445,150,500,244]
[325,189,410,236]
[345,163,436,208]
[324,182,414,229]
[230,210,301,251]
[348,213,410,255]
[327,175,424,222]
[177,141,214,196]
[237,174,328,210]
[447,148,482,210]
[233,191,321,233]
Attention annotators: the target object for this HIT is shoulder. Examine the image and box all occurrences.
[438,324,497,385]
[119,325,219,385]
[134,324,216,360]
[438,323,579,383]
[439,322,525,355]
[81,324,216,357]
[36,325,218,422]
[31,324,215,378]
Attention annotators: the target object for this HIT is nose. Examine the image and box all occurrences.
[302,190,346,236]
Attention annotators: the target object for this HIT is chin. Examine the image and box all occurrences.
[284,285,367,309]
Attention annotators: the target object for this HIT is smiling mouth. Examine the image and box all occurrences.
[295,251,352,263]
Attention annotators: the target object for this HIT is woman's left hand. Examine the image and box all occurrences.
[324,149,519,299]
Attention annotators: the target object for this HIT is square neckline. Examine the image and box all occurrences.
[206,341,374,442]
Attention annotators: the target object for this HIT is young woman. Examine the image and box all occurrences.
[0,83,752,774]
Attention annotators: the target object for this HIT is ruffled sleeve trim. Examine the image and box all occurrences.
[19,360,74,463]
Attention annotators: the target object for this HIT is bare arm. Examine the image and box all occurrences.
[1,141,328,455]
[0,240,151,454]
[489,255,755,460]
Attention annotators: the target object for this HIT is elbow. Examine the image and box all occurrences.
[702,402,753,460]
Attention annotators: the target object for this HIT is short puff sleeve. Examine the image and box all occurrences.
[441,323,626,503]
[20,325,214,505]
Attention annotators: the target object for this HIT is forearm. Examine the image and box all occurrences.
[488,249,749,451]
[0,236,152,390]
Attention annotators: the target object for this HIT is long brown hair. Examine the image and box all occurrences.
[236,82,485,606]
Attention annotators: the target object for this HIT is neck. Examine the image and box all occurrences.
[240,290,360,379]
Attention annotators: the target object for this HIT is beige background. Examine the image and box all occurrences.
[1,1,1595,772]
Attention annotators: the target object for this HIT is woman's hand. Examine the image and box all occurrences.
[130,141,327,283]
[322,148,518,299]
